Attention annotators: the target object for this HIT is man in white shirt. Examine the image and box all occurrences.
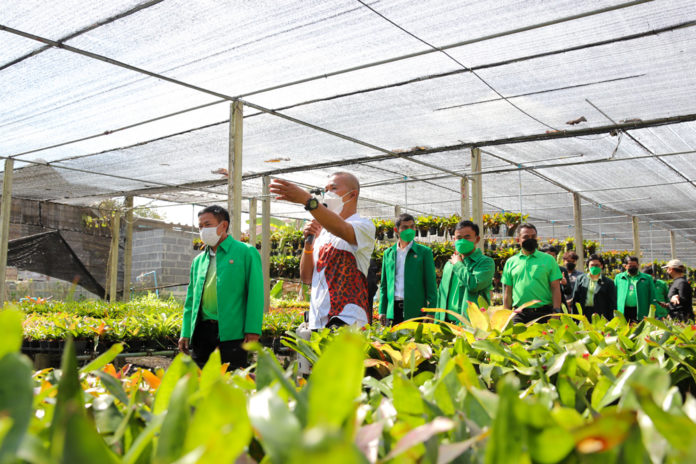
[270,172,375,328]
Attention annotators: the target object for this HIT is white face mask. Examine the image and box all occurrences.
[323,190,353,215]
[199,225,222,247]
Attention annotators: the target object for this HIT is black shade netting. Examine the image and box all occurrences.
[7,230,105,297]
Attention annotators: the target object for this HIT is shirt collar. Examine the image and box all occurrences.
[464,247,484,262]
[397,241,414,253]
[214,235,234,254]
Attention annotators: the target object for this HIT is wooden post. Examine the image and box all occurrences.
[108,211,121,303]
[228,100,243,240]
[470,148,483,248]
[123,196,134,301]
[632,216,640,258]
[572,193,584,270]
[0,159,14,303]
[248,198,257,246]
[461,177,469,219]
[261,177,271,312]
[669,230,676,259]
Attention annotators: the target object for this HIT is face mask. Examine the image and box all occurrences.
[400,229,416,242]
[627,267,638,275]
[323,191,352,215]
[589,266,601,276]
[200,225,221,247]
[521,238,538,252]
[455,238,475,255]
[566,262,576,272]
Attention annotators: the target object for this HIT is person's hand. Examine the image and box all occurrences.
[449,253,462,264]
[178,337,190,355]
[659,301,669,308]
[269,178,312,204]
[561,277,568,286]
[379,314,387,325]
[670,294,681,305]
[244,333,260,344]
[303,220,322,242]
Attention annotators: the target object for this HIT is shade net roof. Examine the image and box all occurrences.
[1,0,696,263]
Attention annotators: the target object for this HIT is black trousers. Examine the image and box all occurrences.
[512,306,553,324]
[388,300,405,326]
[191,320,249,370]
[623,306,638,322]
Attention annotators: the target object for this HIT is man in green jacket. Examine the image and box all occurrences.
[178,205,264,369]
[379,213,437,325]
[436,220,494,322]
[615,256,655,322]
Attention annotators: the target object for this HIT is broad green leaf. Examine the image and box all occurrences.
[0,310,23,360]
[184,380,251,463]
[528,425,574,463]
[393,373,426,418]
[62,407,119,464]
[485,376,526,464]
[384,417,455,461]
[248,387,302,463]
[153,354,196,415]
[477,295,489,311]
[123,415,165,464]
[453,353,481,389]
[49,338,82,458]
[154,376,192,464]
[307,332,365,428]
[79,343,124,374]
[634,386,696,455]
[490,309,515,332]
[94,371,129,405]
[199,349,222,394]
[0,352,33,461]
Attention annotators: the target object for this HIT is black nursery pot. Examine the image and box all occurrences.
[386,230,394,239]
[419,228,428,237]
[491,225,500,235]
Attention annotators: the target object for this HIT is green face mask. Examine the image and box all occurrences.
[399,229,416,242]
[455,238,475,255]
[589,266,602,276]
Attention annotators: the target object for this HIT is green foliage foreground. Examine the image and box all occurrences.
[2,309,696,463]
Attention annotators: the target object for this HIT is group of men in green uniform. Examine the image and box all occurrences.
[177,176,692,370]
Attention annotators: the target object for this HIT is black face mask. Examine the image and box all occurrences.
[566,263,576,272]
[521,238,538,252]
[627,267,638,275]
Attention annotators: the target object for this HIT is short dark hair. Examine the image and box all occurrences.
[517,223,537,236]
[455,220,480,237]
[395,213,415,229]
[624,255,639,265]
[198,205,230,224]
[563,251,579,261]
[540,245,558,255]
[588,254,604,266]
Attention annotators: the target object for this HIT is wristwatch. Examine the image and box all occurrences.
[304,196,320,211]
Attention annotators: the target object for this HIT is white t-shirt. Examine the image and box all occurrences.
[308,214,376,329]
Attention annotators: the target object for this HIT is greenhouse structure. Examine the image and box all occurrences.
[3,1,696,463]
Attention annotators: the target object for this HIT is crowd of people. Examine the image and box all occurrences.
[178,173,694,368]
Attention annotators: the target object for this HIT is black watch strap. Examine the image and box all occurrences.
[304,196,319,211]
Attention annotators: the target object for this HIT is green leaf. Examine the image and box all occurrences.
[152,354,196,415]
[154,376,192,464]
[393,373,426,418]
[49,338,82,458]
[270,280,284,299]
[0,352,33,461]
[485,375,526,464]
[199,349,222,394]
[0,310,23,360]
[184,380,252,463]
[248,387,302,463]
[79,343,124,374]
[62,409,119,464]
[94,371,129,405]
[307,332,365,428]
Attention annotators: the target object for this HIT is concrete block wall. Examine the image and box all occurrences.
[131,228,199,296]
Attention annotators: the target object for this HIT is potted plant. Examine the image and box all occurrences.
[384,219,395,239]
[435,217,446,236]
[416,216,430,237]
[446,214,459,237]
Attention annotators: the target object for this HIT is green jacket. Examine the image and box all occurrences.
[181,236,264,341]
[379,242,437,320]
[614,271,656,320]
[436,249,495,321]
